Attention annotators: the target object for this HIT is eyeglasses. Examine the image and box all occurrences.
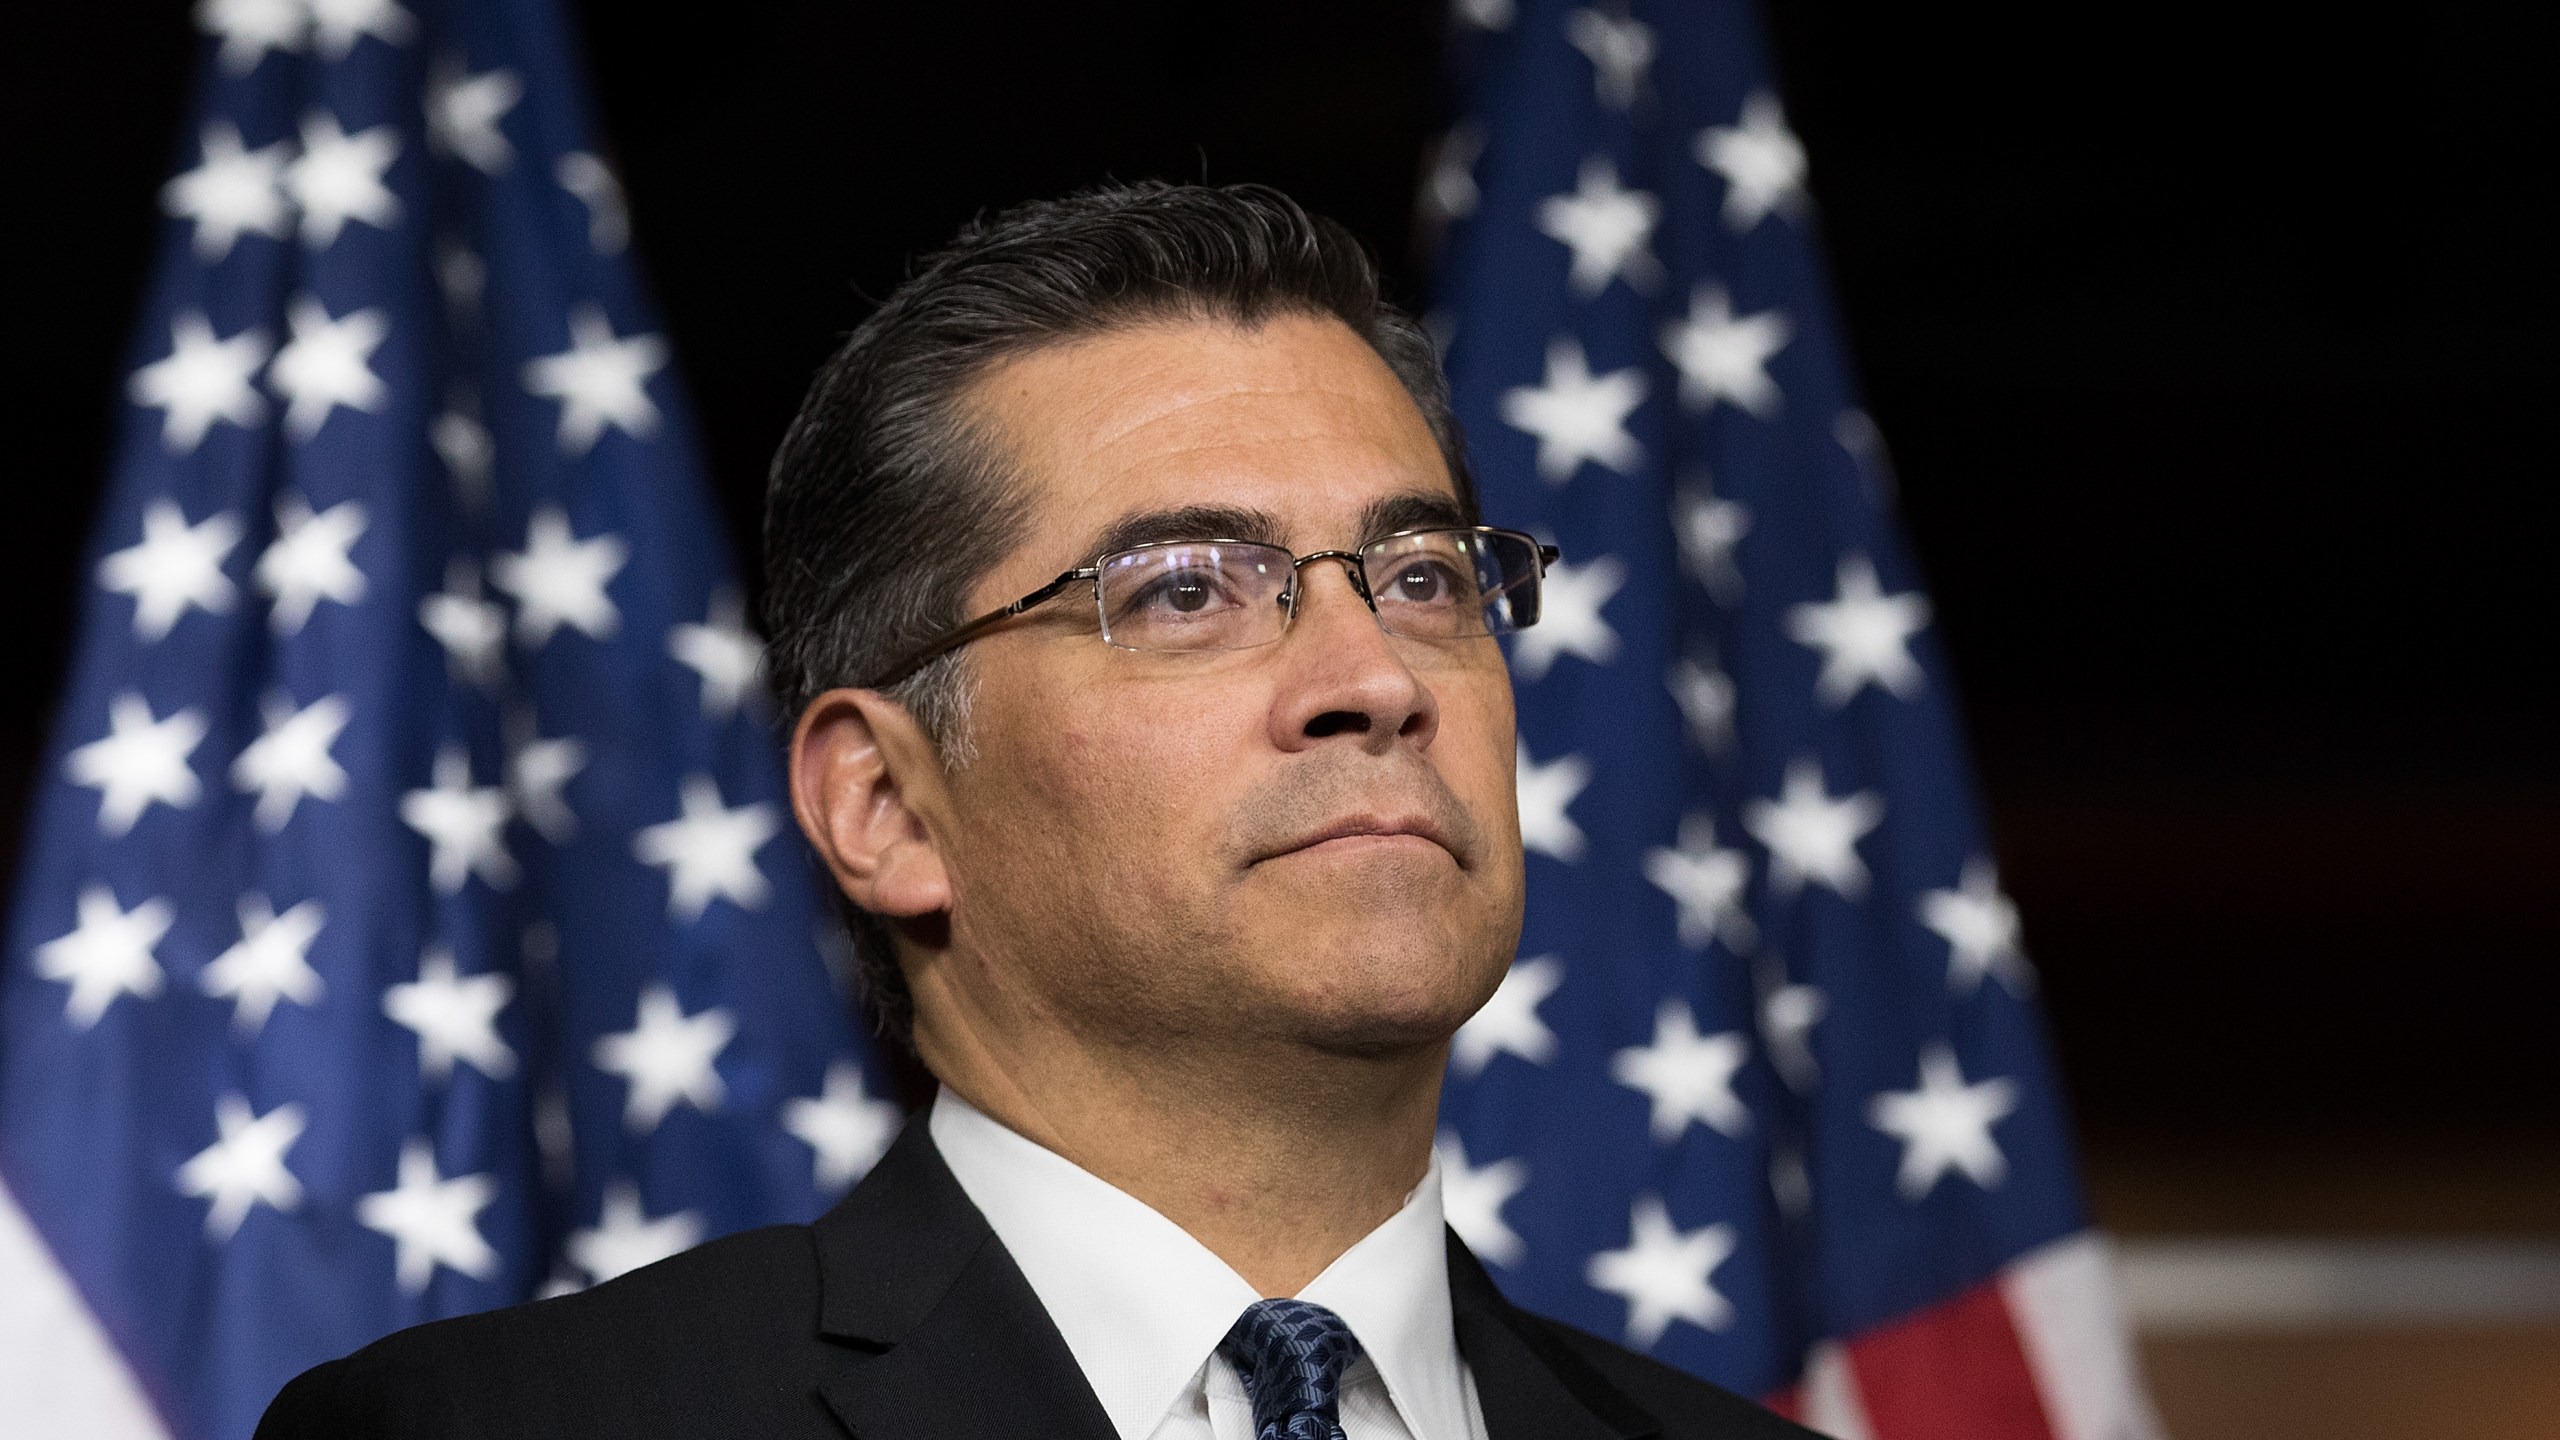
[860,526,1562,689]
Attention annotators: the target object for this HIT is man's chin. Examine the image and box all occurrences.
[1231,938,1498,1059]
[1297,1010,1469,1062]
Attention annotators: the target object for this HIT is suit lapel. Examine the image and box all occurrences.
[808,1119,1118,1440]
[1448,1230,1661,1440]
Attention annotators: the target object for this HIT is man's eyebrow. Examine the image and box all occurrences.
[1357,492,1470,543]
[1086,505,1286,560]
[1079,492,1467,564]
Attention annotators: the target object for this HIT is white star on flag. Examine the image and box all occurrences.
[523,305,668,455]
[1785,554,1930,706]
[1500,338,1646,485]
[128,312,270,454]
[1834,407,1893,495]
[269,296,389,441]
[33,886,173,1031]
[1452,0,1511,31]
[383,945,517,1083]
[1452,954,1562,1076]
[491,504,628,646]
[1920,857,2033,995]
[1514,742,1590,864]
[506,720,586,846]
[1436,1132,1529,1267]
[174,1094,306,1241]
[1757,958,1826,1093]
[1423,122,1485,226]
[231,692,351,833]
[199,0,307,76]
[1644,813,1756,952]
[162,121,292,261]
[99,500,242,642]
[782,1062,902,1194]
[65,692,206,837]
[1661,284,1791,418]
[1673,476,1751,605]
[1585,1196,1736,1348]
[356,1138,500,1293]
[1507,552,1623,681]
[1611,999,1752,1142]
[1563,8,1654,111]
[1536,155,1662,298]
[256,493,369,633]
[282,110,401,248]
[419,560,507,689]
[431,402,494,510]
[199,893,326,1035]
[555,151,631,255]
[427,56,522,174]
[592,984,735,1132]
[1669,657,1736,754]
[400,745,516,894]
[633,774,779,920]
[306,0,415,60]
[1868,1045,2019,1200]
[669,588,768,720]
[1696,91,1808,232]
[1743,757,1884,900]
[567,1182,702,1285]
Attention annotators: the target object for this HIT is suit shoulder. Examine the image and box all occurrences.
[1519,1312,1821,1440]
[374,1220,817,1364]
[257,1224,821,1438]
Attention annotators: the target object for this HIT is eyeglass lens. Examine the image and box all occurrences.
[1094,530,1543,654]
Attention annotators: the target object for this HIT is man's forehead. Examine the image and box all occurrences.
[971,313,1457,572]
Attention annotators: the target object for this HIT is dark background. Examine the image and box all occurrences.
[7,3,2550,1158]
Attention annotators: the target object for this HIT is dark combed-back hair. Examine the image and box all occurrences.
[763,181,1475,1044]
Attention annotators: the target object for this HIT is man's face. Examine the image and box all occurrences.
[919,313,1524,1062]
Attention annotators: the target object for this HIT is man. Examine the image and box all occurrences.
[260,184,1813,1440]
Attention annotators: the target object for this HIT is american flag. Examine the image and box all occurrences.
[1426,3,2165,1436]
[0,1,893,1437]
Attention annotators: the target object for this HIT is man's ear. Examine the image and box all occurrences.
[789,688,954,920]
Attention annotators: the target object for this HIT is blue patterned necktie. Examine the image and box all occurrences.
[1219,1298,1365,1440]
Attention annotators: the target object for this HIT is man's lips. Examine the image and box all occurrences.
[1259,814,1456,863]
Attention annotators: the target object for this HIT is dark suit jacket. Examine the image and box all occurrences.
[258,1120,1816,1439]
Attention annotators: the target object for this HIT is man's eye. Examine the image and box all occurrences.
[1386,561,1465,604]
[1130,569,1237,616]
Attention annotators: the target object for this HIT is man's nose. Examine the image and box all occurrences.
[1291,552,1375,613]
[1269,557,1439,752]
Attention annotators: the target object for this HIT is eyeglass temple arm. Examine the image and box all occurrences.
[859,566,1096,691]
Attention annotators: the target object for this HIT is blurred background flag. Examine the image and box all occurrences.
[0,0,894,1436]
[1427,3,2165,1436]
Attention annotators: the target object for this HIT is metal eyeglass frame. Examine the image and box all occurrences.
[857,525,1561,690]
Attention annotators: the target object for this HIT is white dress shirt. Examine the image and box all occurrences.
[929,1090,1489,1440]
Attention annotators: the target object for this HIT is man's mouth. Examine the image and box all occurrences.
[1263,814,1455,863]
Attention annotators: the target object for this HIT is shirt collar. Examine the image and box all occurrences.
[927,1088,1470,1440]
[1295,1148,1470,1440]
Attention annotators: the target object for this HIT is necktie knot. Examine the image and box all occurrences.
[1219,1298,1364,1440]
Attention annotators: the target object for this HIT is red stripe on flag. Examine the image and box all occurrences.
[1844,1280,2056,1440]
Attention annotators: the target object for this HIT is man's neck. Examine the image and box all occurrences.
[920,1024,1445,1297]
